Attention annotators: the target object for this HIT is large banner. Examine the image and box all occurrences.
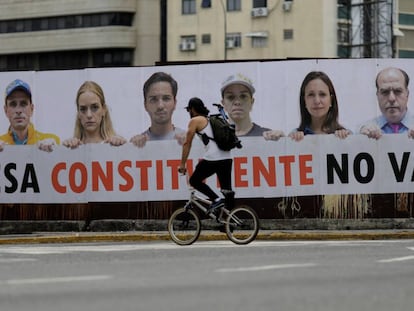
[1,59,413,203]
[0,135,413,203]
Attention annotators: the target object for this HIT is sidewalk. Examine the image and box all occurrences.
[1,218,414,245]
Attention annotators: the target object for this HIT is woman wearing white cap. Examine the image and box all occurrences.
[221,73,284,140]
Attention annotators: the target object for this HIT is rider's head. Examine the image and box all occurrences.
[185,97,210,117]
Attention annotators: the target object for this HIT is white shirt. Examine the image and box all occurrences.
[198,121,232,161]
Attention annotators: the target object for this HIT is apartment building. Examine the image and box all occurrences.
[398,0,414,57]
[0,0,413,72]
[168,0,339,61]
[0,0,160,71]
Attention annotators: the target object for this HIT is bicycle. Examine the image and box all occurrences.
[168,189,260,246]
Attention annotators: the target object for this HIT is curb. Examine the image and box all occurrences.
[2,218,414,235]
[1,230,414,245]
[1,218,414,245]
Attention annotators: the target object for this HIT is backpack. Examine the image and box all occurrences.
[205,114,242,151]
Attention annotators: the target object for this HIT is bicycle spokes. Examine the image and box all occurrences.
[168,207,201,245]
[225,206,259,245]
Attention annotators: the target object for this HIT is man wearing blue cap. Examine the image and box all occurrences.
[0,79,60,151]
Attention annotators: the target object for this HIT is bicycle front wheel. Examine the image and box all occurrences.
[168,207,201,245]
[225,206,259,245]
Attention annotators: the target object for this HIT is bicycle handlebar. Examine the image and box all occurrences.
[212,103,242,150]
[213,103,228,120]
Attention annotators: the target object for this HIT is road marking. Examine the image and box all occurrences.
[0,244,180,254]
[3,275,112,285]
[0,240,412,255]
[377,246,414,263]
[216,263,317,273]
[377,255,414,263]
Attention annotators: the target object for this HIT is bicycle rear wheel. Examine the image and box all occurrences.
[225,206,259,245]
[168,206,201,245]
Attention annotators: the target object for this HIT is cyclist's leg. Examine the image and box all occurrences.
[189,159,219,201]
[221,189,235,210]
[216,159,234,208]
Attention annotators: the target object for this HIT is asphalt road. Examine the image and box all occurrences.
[1,240,413,311]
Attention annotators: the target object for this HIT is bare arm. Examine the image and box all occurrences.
[178,117,204,174]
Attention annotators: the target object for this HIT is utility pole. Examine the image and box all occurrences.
[220,0,227,60]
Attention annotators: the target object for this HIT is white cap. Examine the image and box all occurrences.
[221,73,255,95]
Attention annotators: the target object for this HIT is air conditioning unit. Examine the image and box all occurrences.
[179,41,196,51]
[251,7,268,18]
[226,39,235,49]
[187,42,196,50]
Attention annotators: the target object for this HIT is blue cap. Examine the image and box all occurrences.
[5,79,32,99]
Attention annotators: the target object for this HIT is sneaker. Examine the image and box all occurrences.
[206,199,224,215]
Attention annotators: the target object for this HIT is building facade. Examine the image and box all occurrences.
[168,0,338,61]
[167,0,414,62]
[397,0,414,57]
[0,0,160,71]
[0,1,412,69]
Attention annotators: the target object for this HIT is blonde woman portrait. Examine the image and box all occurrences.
[63,81,126,148]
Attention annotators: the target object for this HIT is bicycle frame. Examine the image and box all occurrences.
[168,187,260,245]
[185,189,234,224]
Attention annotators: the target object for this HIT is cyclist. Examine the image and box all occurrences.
[178,97,235,214]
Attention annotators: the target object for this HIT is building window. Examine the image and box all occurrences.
[226,33,242,48]
[253,0,267,8]
[252,37,267,48]
[337,23,349,44]
[0,49,133,71]
[39,51,89,70]
[57,17,66,29]
[337,45,350,58]
[93,49,133,67]
[0,13,134,34]
[0,54,35,71]
[202,34,211,44]
[40,19,48,30]
[399,13,414,26]
[48,17,57,29]
[0,21,7,33]
[283,29,293,40]
[15,20,25,32]
[399,50,414,58]
[201,0,211,8]
[337,3,350,19]
[182,0,196,14]
[227,0,241,11]
[179,35,197,51]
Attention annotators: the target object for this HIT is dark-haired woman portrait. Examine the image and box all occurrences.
[288,71,370,218]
